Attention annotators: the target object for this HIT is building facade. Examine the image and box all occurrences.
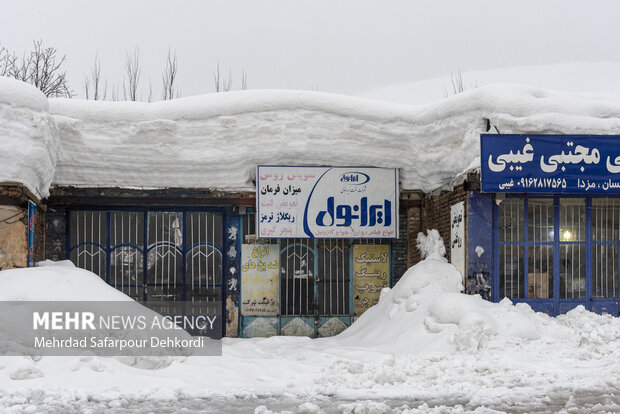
[2,80,619,341]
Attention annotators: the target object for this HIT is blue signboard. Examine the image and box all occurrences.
[481,134,620,193]
[27,200,35,267]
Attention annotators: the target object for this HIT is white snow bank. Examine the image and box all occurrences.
[335,230,614,356]
[0,77,49,111]
[0,77,60,199]
[312,231,620,411]
[48,83,620,192]
[0,243,619,411]
[360,62,620,106]
[35,259,75,267]
[0,265,131,302]
[0,265,192,368]
[2,72,620,194]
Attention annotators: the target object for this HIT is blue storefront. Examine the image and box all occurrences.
[476,134,620,316]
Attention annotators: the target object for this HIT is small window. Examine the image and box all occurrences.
[592,199,619,298]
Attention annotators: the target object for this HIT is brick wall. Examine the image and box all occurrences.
[391,207,409,283]
[420,186,469,265]
[406,206,422,268]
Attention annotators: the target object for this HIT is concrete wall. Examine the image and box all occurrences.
[0,205,27,269]
[0,184,45,270]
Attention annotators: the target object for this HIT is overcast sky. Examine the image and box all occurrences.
[1,0,620,99]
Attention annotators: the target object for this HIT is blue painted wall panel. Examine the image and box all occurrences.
[466,192,494,300]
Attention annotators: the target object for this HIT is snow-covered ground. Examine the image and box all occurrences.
[0,231,618,413]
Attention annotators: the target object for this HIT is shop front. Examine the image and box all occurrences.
[482,134,620,316]
[238,166,399,337]
[46,166,404,338]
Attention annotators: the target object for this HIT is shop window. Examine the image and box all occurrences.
[317,239,350,315]
[498,197,557,300]
[242,211,256,242]
[110,211,144,300]
[184,212,223,302]
[499,198,525,298]
[527,199,553,299]
[592,199,619,298]
[69,209,223,303]
[559,199,585,299]
[497,196,620,303]
[69,210,107,281]
[280,238,315,316]
[278,238,385,317]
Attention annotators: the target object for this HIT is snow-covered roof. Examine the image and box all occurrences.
[0,77,60,199]
[3,71,620,199]
[49,84,620,193]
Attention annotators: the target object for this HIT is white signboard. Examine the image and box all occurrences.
[450,202,465,277]
[257,166,398,239]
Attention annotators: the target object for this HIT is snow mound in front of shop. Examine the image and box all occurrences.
[336,230,618,357]
[318,230,620,402]
[0,76,60,199]
[0,263,131,302]
[0,264,193,370]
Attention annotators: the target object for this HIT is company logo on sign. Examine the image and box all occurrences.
[257,166,398,239]
[339,171,370,185]
[314,197,391,227]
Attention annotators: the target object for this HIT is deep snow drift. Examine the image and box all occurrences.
[0,263,194,370]
[48,84,620,193]
[3,72,620,197]
[0,77,60,199]
[0,231,618,412]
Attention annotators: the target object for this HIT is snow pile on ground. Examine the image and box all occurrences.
[0,76,60,199]
[0,264,191,369]
[0,237,619,412]
[336,230,545,355]
[0,264,131,302]
[360,62,620,106]
[48,80,620,193]
[311,231,620,411]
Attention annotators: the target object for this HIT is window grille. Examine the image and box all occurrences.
[68,209,223,304]
[317,239,350,315]
[242,212,256,242]
[497,196,620,304]
[527,199,553,299]
[70,210,107,281]
[499,198,525,298]
[110,211,144,300]
[185,212,222,303]
[559,199,585,299]
[244,212,389,317]
[592,199,619,298]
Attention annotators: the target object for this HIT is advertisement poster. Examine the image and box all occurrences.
[257,166,398,239]
[450,202,465,277]
[352,244,390,316]
[241,244,279,315]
